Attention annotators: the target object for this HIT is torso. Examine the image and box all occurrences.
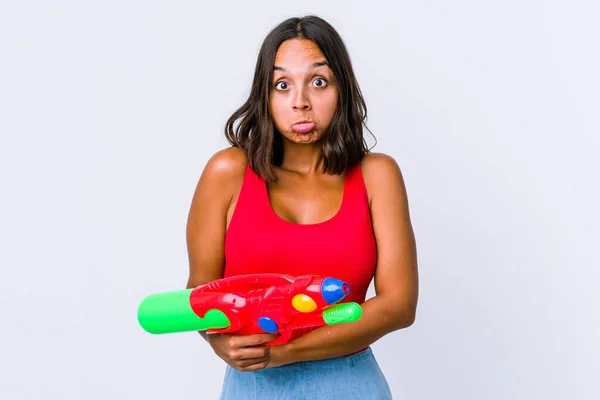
[219,148,381,340]
[223,150,375,294]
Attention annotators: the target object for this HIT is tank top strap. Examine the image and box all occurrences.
[227,163,270,234]
[343,162,370,210]
[241,162,263,196]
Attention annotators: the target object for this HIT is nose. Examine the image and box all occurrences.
[292,87,311,111]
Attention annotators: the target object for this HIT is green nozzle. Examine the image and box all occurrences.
[322,302,363,325]
[137,289,230,334]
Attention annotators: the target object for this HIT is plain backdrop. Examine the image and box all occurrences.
[1,1,598,399]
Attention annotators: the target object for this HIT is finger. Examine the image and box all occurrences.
[236,360,270,372]
[232,355,270,369]
[228,334,278,349]
[228,346,271,361]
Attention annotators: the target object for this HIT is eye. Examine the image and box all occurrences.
[313,78,328,88]
[274,81,289,90]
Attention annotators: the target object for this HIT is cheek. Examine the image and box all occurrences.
[269,97,290,129]
[315,91,338,118]
[269,96,284,117]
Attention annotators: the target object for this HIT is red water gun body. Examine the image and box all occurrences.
[190,274,353,344]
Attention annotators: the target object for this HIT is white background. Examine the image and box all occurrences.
[1,1,598,399]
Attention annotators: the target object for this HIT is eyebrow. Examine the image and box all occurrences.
[273,61,329,72]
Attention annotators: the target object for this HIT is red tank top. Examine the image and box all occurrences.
[224,163,377,337]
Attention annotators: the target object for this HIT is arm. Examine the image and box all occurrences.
[186,147,277,370]
[269,153,419,366]
[186,147,246,291]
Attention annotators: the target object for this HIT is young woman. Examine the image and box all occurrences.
[186,15,419,399]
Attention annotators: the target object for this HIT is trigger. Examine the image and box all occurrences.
[267,330,292,345]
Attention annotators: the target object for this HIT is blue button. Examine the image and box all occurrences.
[258,316,278,333]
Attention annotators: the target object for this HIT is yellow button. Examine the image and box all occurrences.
[292,294,317,313]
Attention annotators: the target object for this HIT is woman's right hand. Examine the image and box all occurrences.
[206,332,279,372]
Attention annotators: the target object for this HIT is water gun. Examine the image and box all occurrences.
[137,273,362,344]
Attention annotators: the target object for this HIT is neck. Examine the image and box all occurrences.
[280,140,324,175]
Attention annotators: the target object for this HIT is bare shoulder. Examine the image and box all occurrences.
[360,152,407,203]
[204,147,248,179]
[361,152,402,176]
[192,147,248,205]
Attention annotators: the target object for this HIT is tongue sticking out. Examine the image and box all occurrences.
[292,122,316,134]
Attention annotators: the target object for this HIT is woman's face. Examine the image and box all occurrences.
[270,39,338,144]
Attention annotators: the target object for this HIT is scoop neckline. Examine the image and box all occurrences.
[263,172,348,228]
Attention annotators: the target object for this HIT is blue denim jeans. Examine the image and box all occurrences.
[219,347,392,399]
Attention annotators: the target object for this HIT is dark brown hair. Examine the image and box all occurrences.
[224,15,374,182]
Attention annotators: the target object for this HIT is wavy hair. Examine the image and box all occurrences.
[224,15,374,182]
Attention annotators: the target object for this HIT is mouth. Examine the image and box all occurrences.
[292,121,316,134]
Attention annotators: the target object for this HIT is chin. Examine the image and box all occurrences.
[287,130,322,144]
